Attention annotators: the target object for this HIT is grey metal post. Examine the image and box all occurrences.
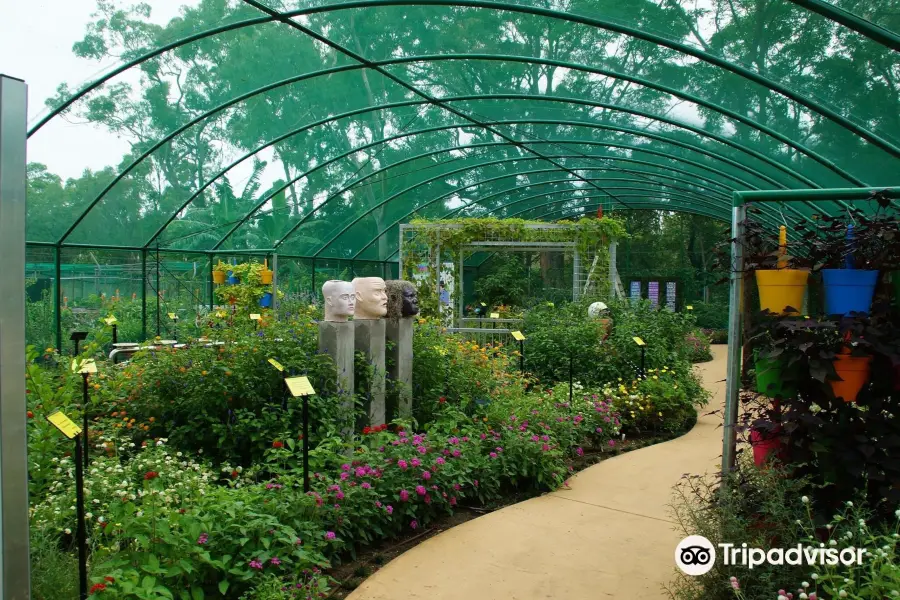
[398,225,404,279]
[0,73,31,598]
[458,246,464,326]
[271,253,278,318]
[722,201,746,473]
[572,247,581,301]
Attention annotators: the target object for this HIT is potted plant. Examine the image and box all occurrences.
[212,261,228,285]
[808,211,900,316]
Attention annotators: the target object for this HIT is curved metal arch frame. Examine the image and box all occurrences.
[265,0,900,158]
[205,128,756,252]
[146,88,824,248]
[45,43,884,245]
[277,117,794,254]
[307,168,724,256]
[32,0,897,162]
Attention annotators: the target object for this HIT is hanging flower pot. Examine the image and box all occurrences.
[259,292,273,308]
[821,269,879,316]
[755,269,808,315]
[754,354,797,399]
[750,426,787,467]
[212,270,227,284]
[260,269,274,284]
[830,351,872,402]
[227,271,240,285]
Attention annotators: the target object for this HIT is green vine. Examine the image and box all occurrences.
[400,217,628,317]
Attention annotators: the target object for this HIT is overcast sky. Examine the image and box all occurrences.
[0,0,192,180]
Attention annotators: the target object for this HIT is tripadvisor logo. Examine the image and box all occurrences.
[675,536,867,575]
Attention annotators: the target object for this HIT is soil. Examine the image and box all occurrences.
[322,431,682,598]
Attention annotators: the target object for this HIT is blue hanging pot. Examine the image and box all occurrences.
[259,292,273,308]
[821,269,879,316]
[226,271,240,285]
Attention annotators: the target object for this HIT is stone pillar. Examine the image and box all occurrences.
[318,321,355,433]
[355,319,386,426]
[386,317,414,419]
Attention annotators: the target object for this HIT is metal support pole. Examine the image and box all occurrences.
[73,437,88,600]
[81,373,89,469]
[458,246,464,326]
[0,73,31,597]
[572,247,581,301]
[311,258,316,299]
[398,226,404,280]
[155,247,161,337]
[208,253,214,313]
[140,249,148,341]
[54,244,62,351]
[271,252,278,318]
[722,202,747,473]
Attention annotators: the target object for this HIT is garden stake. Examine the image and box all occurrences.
[82,372,90,469]
[70,330,87,357]
[569,353,573,405]
[640,346,646,379]
[111,323,117,345]
[74,436,88,600]
[519,338,524,373]
[302,394,310,493]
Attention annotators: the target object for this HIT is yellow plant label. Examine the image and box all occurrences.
[47,411,82,439]
[511,331,526,341]
[686,305,693,310]
[215,311,226,318]
[71,358,97,374]
[632,337,646,347]
[285,376,316,397]
[250,313,262,321]
[489,312,500,319]
[268,358,284,372]
[168,312,177,320]
[480,302,486,307]
[104,315,118,325]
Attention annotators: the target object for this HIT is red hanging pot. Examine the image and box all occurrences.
[750,427,787,467]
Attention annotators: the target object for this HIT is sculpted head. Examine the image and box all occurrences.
[386,280,420,319]
[322,280,355,322]
[352,277,388,319]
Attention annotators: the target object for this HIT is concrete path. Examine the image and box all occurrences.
[349,347,727,600]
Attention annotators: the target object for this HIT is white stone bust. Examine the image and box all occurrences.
[352,277,388,320]
[322,280,355,322]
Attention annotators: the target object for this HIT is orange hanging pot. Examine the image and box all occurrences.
[830,352,872,402]
[260,269,274,284]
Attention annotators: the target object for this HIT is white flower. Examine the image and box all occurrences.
[92,499,100,504]
[64,528,71,534]
[846,501,854,507]
[839,591,847,598]
[778,596,787,600]
[85,512,93,520]
[235,466,243,473]
[829,540,837,546]
[802,582,809,589]
[890,591,899,597]
[799,594,808,600]
[811,574,818,580]
[801,496,809,504]
[97,516,105,523]
[136,511,143,517]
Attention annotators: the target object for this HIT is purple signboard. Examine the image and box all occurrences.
[648,281,659,308]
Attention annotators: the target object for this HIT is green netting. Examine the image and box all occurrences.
[24,0,900,259]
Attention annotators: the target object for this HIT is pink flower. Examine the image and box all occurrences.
[399,489,410,501]
[410,519,418,530]
[608,440,616,447]
[435,457,445,465]
[386,505,394,514]
[541,435,550,442]
[452,449,461,458]
[249,559,263,570]
[421,470,431,480]
[450,497,457,506]
[413,435,423,444]
[489,452,498,459]
[729,577,739,590]
[375,500,382,508]
[197,533,209,545]
[473,479,479,487]
[495,447,503,452]
[355,467,366,478]
[399,431,407,438]
[424,494,432,505]
[416,445,427,454]
[398,460,408,470]
[453,483,461,491]
[480,433,487,440]
[576,447,584,456]
[541,444,550,452]
[341,464,351,471]
[295,538,302,545]
[270,557,281,566]
[595,427,603,434]
[339,472,349,481]
[415,485,427,496]
[531,435,540,442]
[448,436,460,445]
[336,491,345,500]
[410,458,421,467]
[325,531,336,540]
[361,482,371,490]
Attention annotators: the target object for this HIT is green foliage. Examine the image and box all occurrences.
[690,301,730,330]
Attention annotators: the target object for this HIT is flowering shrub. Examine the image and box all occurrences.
[685,329,713,363]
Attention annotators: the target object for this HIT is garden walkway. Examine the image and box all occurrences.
[348,347,727,600]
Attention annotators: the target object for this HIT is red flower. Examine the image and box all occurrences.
[26,411,34,418]
[362,426,372,435]
[231,470,239,479]
[438,396,446,404]
[143,471,158,480]
[104,576,115,583]
[89,583,106,594]
[272,440,284,448]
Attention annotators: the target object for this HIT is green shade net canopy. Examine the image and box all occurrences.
[26,0,900,261]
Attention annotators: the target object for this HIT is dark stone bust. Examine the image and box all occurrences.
[386,280,419,319]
